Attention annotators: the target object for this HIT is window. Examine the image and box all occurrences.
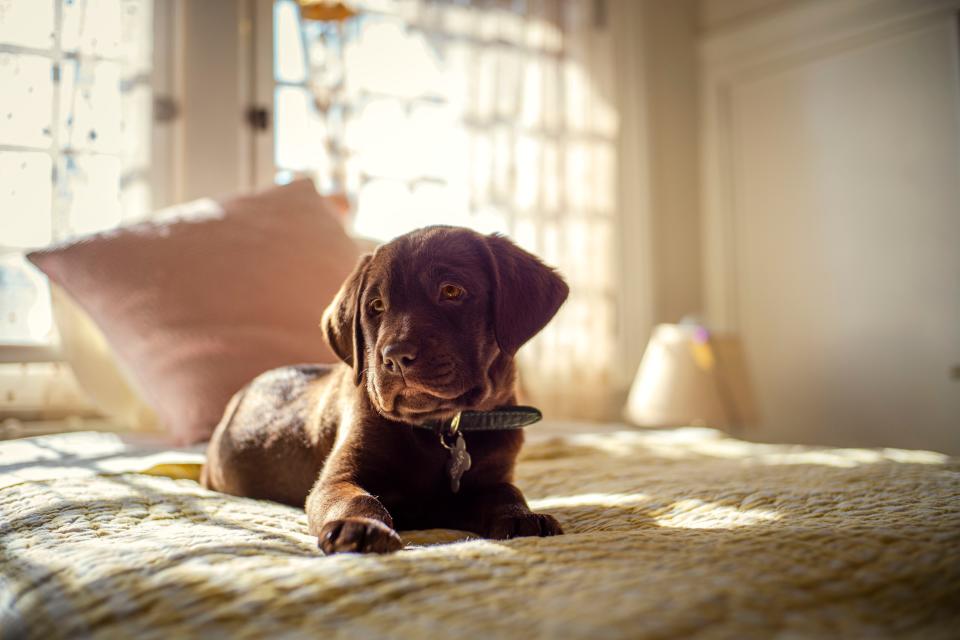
[0,0,155,350]
[0,0,157,424]
[271,0,619,416]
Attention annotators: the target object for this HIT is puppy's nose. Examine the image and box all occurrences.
[382,341,418,374]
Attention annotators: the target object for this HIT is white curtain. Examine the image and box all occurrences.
[277,0,620,418]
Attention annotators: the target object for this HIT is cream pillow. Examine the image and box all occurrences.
[51,284,159,431]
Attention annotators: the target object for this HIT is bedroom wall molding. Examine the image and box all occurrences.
[699,0,960,331]
[609,0,665,397]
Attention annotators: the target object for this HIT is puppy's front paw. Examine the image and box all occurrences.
[319,517,404,555]
[487,511,563,540]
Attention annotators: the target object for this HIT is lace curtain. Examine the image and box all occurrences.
[275,0,619,418]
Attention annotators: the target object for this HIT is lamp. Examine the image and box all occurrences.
[624,323,757,433]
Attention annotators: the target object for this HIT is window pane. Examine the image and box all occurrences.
[59,59,123,154]
[346,98,408,179]
[353,179,412,240]
[61,0,124,58]
[121,81,151,167]
[274,0,306,84]
[60,154,122,238]
[274,85,327,172]
[118,0,154,75]
[409,103,454,179]
[344,17,442,99]
[0,151,52,248]
[0,0,55,48]
[0,254,53,344]
[0,53,54,149]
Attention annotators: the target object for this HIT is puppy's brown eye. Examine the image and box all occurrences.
[440,284,465,300]
[369,298,386,313]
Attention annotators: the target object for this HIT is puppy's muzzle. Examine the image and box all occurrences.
[381,341,418,375]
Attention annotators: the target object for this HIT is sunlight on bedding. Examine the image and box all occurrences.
[0,431,204,490]
[530,492,649,509]
[1,430,126,460]
[530,493,780,530]
[652,499,780,529]
[560,427,950,468]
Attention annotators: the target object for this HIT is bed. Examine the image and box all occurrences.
[1,423,958,639]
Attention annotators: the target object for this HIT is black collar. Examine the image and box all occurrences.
[420,406,542,435]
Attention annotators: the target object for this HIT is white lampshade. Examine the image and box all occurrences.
[625,323,756,432]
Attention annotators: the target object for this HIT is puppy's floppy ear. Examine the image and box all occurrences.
[482,233,569,356]
[321,253,372,385]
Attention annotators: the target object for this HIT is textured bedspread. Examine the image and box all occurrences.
[1,426,958,639]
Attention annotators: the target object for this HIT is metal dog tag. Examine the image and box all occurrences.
[441,413,472,493]
[446,432,472,493]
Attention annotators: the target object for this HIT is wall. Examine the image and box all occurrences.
[643,0,703,326]
[699,0,810,32]
[609,0,703,410]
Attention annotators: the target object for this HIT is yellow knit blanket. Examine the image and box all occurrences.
[1,427,958,639]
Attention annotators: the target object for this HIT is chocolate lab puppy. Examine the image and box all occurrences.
[201,226,568,553]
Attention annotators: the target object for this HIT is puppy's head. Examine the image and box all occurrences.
[321,226,568,424]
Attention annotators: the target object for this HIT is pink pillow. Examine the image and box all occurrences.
[28,179,360,444]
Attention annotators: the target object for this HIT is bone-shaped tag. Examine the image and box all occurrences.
[446,432,472,493]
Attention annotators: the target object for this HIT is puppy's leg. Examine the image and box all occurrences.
[451,483,563,540]
[306,470,403,554]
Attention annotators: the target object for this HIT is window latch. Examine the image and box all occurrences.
[153,96,180,123]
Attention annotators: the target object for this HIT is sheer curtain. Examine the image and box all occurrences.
[275,0,619,418]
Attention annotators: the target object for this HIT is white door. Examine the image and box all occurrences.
[704,4,960,453]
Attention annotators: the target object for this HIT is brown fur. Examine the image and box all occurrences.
[201,226,569,553]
